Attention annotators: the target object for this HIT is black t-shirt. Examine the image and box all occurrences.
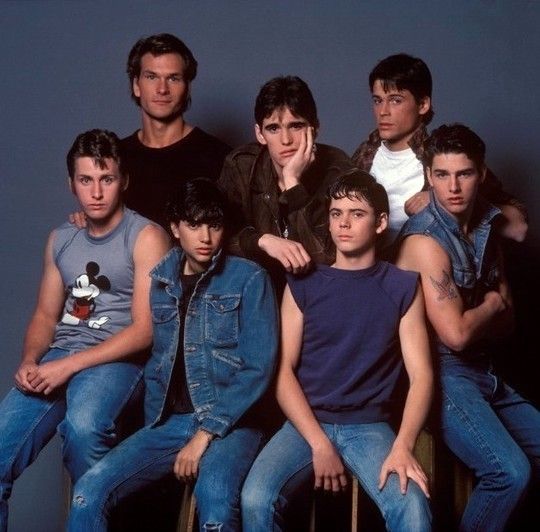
[165,271,203,415]
[121,127,231,228]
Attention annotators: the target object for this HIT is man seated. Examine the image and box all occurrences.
[396,124,540,532]
[67,178,278,532]
[353,53,527,250]
[219,75,354,290]
[0,129,170,531]
[242,170,433,531]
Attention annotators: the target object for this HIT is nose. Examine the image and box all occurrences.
[199,225,211,242]
[449,175,461,193]
[280,127,292,145]
[379,100,390,116]
[339,214,351,228]
[157,77,169,94]
[91,182,103,199]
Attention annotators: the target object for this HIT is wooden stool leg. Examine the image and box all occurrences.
[351,476,359,532]
[176,484,196,532]
[453,459,474,524]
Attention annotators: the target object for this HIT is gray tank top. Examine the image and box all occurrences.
[50,208,154,351]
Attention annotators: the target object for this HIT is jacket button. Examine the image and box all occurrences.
[263,193,270,200]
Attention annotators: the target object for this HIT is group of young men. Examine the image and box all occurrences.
[0,32,538,532]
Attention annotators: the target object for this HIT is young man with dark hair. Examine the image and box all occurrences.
[0,129,170,531]
[67,178,278,532]
[396,124,540,532]
[219,75,354,289]
[353,53,527,249]
[121,33,231,228]
[242,169,433,531]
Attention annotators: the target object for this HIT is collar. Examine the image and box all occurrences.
[428,189,501,238]
[150,247,224,287]
[368,123,428,157]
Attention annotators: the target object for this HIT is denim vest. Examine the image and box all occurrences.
[145,248,278,437]
[399,192,501,355]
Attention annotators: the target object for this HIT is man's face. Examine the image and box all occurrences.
[329,194,387,257]
[133,52,189,121]
[70,157,126,224]
[427,152,485,220]
[255,106,311,172]
[371,79,430,151]
[170,220,224,274]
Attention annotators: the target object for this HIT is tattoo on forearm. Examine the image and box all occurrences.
[430,270,458,301]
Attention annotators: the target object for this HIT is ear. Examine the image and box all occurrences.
[426,166,434,188]
[122,174,129,192]
[418,96,431,117]
[376,212,388,234]
[254,124,267,145]
[133,77,141,98]
[480,165,487,183]
[170,222,180,240]
[68,176,75,194]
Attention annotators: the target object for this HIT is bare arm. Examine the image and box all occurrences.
[496,204,528,242]
[15,232,67,392]
[378,285,432,497]
[28,224,171,395]
[396,235,509,352]
[276,286,348,492]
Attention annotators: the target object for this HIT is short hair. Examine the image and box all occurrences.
[369,53,433,124]
[423,123,486,172]
[66,129,126,180]
[327,168,389,220]
[166,178,229,228]
[254,76,319,129]
[127,33,198,106]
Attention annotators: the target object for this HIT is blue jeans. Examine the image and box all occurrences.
[67,413,264,532]
[440,355,540,532]
[0,347,143,532]
[242,421,431,532]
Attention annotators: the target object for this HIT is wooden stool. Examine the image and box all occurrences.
[176,483,197,532]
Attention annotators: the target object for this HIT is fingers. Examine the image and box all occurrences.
[173,454,199,482]
[379,466,430,498]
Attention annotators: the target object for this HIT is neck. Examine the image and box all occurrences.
[139,114,193,148]
[86,206,124,238]
[333,248,377,270]
[183,256,210,275]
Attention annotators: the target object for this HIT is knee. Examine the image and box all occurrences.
[489,453,531,496]
[241,476,277,523]
[383,482,432,532]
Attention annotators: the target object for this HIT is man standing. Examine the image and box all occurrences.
[396,124,540,531]
[219,75,354,289]
[0,129,170,531]
[242,170,433,531]
[68,178,278,532]
[353,54,527,249]
[122,33,231,228]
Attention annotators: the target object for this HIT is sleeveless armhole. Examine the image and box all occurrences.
[286,273,306,312]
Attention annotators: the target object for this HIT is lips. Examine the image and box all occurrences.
[280,150,297,157]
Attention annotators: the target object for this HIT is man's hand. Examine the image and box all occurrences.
[26,358,77,395]
[14,361,39,393]
[173,429,213,482]
[281,126,316,190]
[312,440,348,492]
[404,191,430,216]
[69,211,87,229]
[258,234,311,274]
[378,444,430,498]
[483,290,507,312]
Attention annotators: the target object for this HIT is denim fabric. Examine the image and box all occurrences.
[0,347,143,532]
[242,421,431,532]
[68,413,264,532]
[145,248,278,437]
[440,355,540,532]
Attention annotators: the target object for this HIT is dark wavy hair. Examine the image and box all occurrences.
[127,33,197,108]
[66,129,126,180]
[369,53,433,124]
[254,76,319,128]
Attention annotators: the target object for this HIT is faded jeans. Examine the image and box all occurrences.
[0,347,143,532]
[67,413,264,532]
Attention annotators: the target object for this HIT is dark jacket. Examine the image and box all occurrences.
[218,142,355,278]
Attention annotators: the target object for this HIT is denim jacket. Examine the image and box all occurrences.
[398,191,501,355]
[145,247,278,437]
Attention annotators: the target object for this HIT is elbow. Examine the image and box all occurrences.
[439,329,470,353]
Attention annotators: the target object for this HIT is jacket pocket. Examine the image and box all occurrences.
[204,295,240,346]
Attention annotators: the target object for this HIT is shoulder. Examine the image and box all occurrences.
[315,143,353,165]
[188,127,231,155]
[120,131,139,150]
[376,262,420,315]
[224,142,263,166]
[220,254,268,279]
[400,207,438,237]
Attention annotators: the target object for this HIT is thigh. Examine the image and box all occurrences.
[72,414,198,501]
[440,370,528,476]
[65,360,143,426]
[242,421,314,502]
[492,380,540,462]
